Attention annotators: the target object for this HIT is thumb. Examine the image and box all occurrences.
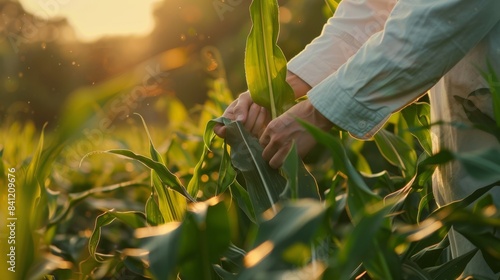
[213,123,226,138]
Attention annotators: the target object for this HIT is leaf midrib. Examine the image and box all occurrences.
[258,0,277,119]
[236,122,277,213]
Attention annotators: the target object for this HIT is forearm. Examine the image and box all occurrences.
[286,70,311,99]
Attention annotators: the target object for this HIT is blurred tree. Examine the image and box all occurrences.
[0,0,328,129]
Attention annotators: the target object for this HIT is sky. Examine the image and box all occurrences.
[18,0,162,42]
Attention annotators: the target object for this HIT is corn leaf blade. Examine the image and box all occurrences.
[245,0,295,119]
[222,118,286,216]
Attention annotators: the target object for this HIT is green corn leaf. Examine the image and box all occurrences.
[48,179,149,226]
[136,113,187,222]
[328,203,392,280]
[401,261,433,280]
[25,124,46,224]
[15,123,48,279]
[26,254,72,280]
[282,143,300,200]
[324,0,340,13]
[480,61,500,127]
[299,120,403,279]
[245,0,295,119]
[397,183,499,243]
[145,193,164,226]
[454,228,500,272]
[422,147,500,184]
[401,102,432,155]
[325,0,340,13]
[88,210,147,259]
[187,119,219,197]
[410,236,450,268]
[217,141,237,194]
[222,243,247,268]
[281,142,321,200]
[138,222,183,280]
[152,173,184,222]
[237,200,326,279]
[374,129,418,180]
[454,147,500,183]
[363,229,402,280]
[213,265,238,280]
[425,249,478,280]
[220,118,287,216]
[187,147,209,198]
[230,181,257,224]
[83,149,195,202]
[138,199,230,280]
[298,120,382,222]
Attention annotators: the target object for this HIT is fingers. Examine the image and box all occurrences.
[232,91,253,123]
[215,91,270,138]
[246,105,270,138]
[214,92,251,138]
[262,139,292,169]
[260,117,290,169]
[253,107,271,138]
[213,123,226,138]
[259,109,318,169]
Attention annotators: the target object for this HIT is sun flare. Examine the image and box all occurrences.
[18,0,162,42]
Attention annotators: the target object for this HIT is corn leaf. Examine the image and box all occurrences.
[88,210,147,259]
[15,123,48,279]
[137,113,187,222]
[139,199,230,280]
[187,119,219,197]
[221,118,286,216]
[217,141,237,194]
[480,61,500,127]
[281,142,321,200]
[298,120,382,222]
[87,149,195,202]
[230,181,257,224]
[374,129,418,180]
[425,249,478,280]
[455,147,500,183]
[324,0,340,13]
[327,204,392,280]
[145,193,164,226]
[402,102,432,155]
[245,0,295,119]
[237,200,326,279]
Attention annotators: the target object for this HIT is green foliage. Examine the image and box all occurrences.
[324,0,340,14]
[245,0,295,118]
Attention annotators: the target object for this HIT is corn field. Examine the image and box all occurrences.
[1,0,500,279]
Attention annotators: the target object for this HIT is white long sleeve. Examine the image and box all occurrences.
[296,0,500,139]
[288,0,397,87]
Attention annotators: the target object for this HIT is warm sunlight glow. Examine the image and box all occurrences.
[18,0,162,42]
[244,241,275,268]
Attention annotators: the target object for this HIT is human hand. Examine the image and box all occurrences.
[259,99,333,169]
[214,91,271,138]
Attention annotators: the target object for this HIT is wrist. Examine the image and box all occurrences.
[288,99,334,131]
[286,70,312,99]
